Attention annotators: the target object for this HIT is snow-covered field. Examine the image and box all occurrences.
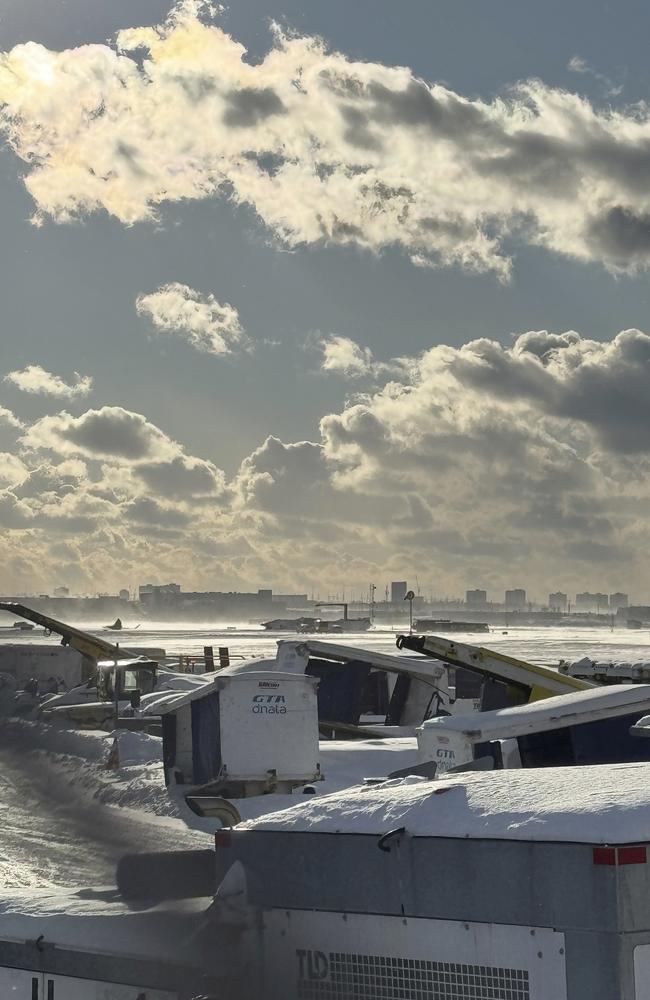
[0,723,211,890]
[0,718,419,889]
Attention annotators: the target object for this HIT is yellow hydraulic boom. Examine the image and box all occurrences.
[397,633,594,703]
[0,602,136,664]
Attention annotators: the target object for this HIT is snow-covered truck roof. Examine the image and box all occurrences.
[240,761,650,844]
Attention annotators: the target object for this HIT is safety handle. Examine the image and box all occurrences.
[377,826,406,852]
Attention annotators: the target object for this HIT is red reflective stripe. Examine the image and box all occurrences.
[593,847,616,866]
[618,846,647,865]
[592,845,647,866]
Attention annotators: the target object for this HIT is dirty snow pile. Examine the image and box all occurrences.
[243,761,650,843]
[0,719,190,829]
[2,719,419,826]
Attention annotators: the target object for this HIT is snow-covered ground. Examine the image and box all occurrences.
[0,719,419,889]
[0,725,211,890]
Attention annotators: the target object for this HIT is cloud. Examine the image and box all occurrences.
[568,56,589,75]
[5,364,93,399]
[321,335,374,376]
[124,497,191,529]
[445,328,650,453]
[19,404,227,505]
[235,434,397,530]
[2,4,650,277]
[296,327,650,593]
[136,282,246,355]
[568,55,623,98]
[0,405,23,429]
[134,454,226,498]
[0,453,29,489]
[13,459,87,501]
[21,406,181,461]
[4,329,650,596]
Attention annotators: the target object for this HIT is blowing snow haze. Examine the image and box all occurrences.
[1,0,650,598]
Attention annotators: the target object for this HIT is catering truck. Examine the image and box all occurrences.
[212,762,650,1000]
[416,683,650,773]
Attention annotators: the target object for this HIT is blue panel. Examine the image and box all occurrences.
[517,711,650,767]
[191,693,221,785]
[571,711,650,764]
[306,659,370,725]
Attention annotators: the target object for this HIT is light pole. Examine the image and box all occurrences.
[404,589,415,633]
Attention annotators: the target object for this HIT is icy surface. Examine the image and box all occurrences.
[242,762,650,843]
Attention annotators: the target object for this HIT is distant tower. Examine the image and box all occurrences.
[505,589,526,611]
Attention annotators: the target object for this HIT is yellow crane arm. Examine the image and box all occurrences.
[0,602,134,662]
[397,633,594,702]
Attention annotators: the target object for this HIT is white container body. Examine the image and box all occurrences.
[0,645,84,689]
[218,672,319,782]
[253,910,567,1000]
[417,726,474,772]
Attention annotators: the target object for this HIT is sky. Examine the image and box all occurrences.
[1,0,650,601]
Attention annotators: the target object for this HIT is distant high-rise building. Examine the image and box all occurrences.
[548,591,568,612]
[505,589,526,610]
[466,589,487,608]
[609,592,629,612]
[576,592,609,612]
[391,581,408,603]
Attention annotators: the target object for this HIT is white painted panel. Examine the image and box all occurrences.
[45,973,176,999]
[219,675,319,781]
[259,909,568,1000]
[175,702,194,781]
[0,966,40,997]
[635,944,650,998]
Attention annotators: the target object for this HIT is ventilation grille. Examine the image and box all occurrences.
[297,951,530,1000]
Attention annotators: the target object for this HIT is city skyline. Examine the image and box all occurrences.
[0,579,638,610]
